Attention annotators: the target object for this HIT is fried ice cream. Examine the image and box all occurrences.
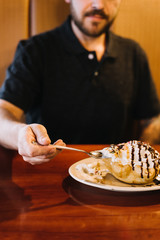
[101,141,160,184]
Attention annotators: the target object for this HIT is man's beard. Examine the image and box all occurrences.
[70,8,115,37]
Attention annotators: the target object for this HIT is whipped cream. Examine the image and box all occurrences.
[101,140,160,170]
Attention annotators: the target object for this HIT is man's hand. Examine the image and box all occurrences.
[18,123,66,165]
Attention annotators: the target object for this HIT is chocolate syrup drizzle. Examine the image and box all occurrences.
[131,145,135,170]
[146,154,149,178]
[130,141,158,179]
[112,141,159,179]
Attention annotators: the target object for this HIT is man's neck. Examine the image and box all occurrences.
[71,20,106,61]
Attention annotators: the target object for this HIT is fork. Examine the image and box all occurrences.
[32,141,103,158]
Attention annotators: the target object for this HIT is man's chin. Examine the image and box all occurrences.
[82,26,108,37]
[81,20,110,36]
[72,18,110,37]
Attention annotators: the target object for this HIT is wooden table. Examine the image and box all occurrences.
[0,144,160,240]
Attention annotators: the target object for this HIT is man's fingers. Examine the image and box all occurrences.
[22,147,62,165]
[23,156,51,165]
[18,124,66,164]
[30,124,51,145]
[22,143,56,157]
[53,139,66,147]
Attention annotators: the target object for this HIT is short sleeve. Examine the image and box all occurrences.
[0,39,43,112]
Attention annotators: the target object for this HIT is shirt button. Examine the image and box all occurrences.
[88,53,94,60]
[94,71,99,76]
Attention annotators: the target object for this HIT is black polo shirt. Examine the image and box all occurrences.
[0,17,159,144]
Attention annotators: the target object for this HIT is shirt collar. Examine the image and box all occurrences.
[60,16,118,58]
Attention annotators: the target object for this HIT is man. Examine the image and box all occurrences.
[0,0,159,165]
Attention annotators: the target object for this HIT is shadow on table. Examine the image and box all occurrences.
[63,176,160,208]
[0,180,32,222]
[0,146,16,181]
[0,146,32,222]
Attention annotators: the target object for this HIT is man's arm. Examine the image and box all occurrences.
[0,99,65,164]
[140,115,160,144]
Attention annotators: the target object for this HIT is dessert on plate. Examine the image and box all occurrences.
[76,140,160,185]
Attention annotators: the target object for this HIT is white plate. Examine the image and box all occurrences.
[69,158,160,192]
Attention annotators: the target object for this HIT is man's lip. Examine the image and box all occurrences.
[86,15,105,20]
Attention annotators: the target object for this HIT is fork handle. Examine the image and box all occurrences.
[52,145,86,153]
[32,141,87,154]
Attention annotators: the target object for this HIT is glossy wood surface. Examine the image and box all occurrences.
[0,144,160,240]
